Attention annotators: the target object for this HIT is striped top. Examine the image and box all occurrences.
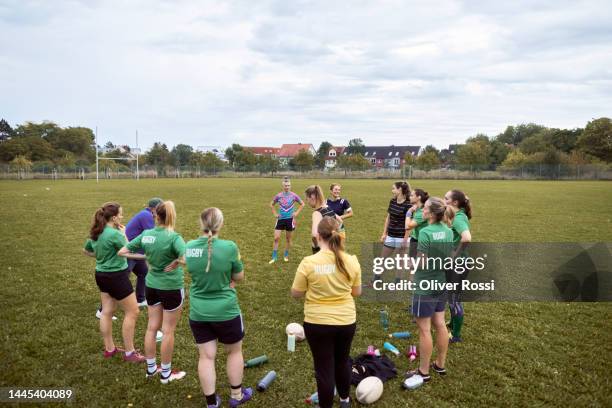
[316,206,337,219]
[386,198,411,238]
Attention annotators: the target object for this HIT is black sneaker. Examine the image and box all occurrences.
[431,361,447,376]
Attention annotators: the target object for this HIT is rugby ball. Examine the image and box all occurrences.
[356,376,383,404]
[285,323,305,341]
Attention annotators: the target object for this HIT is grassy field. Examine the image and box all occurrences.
[1,178,611,407]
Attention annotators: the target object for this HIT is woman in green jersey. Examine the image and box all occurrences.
[444,189,472,343]
[405,197,454,384]
[83,202,145,363]
[184,207,252,408]
[406,188,430,258]
[119,201,186,383]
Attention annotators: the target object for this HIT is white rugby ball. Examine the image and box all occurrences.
[285,323,305,341]
[356,376,384,404]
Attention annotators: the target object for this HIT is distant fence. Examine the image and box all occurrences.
[1,163,611,180]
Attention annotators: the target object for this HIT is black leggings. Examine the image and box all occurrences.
[303,322,356,408]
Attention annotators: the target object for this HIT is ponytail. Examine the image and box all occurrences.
[394,181,411,198]
[89,202,121,241]
[206,230,213,273]
[200,207,224,273]
[156,200,176,230]
[449,189,472,219]
[414,188,429,205]
[426,197,455,226]
[317,217,349,281]
[305,185,325,208]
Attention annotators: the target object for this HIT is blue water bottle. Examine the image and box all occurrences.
[257,370,277,392]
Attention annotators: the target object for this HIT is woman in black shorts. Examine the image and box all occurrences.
[83,202,145,363]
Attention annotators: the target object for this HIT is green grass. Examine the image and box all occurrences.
[0,179,611,407]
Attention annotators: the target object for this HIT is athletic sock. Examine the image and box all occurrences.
[205,393,218,406]
[284,250,289,258]
[272,249,278,259]
[161,362,171,379]
[452,315,464,338]
[230,384,243,400]
[146,358,157,375]
[340,397,350,403]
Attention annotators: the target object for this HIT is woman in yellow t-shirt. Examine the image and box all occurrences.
[291,217,362,408]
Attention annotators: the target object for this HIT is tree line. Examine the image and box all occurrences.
[0,117,610,174]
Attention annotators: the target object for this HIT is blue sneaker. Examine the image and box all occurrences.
[207,395,221,408]
[229,387,253,407]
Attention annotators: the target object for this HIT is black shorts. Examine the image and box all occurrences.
[275,217,295,231]
[189,315,244,345]
[95,269,133,301]
[145,287,185,311]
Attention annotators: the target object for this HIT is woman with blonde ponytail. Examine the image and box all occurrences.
[185,208,252,408]
[118,200,187,383]
[291,217,362,408]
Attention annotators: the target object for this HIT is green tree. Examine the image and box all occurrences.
[500,149,528,168]
[316,141,333,169]
[257,155,281,174]
[456,136,492,169]
[171,144,194,166]
[337,153,370,172]
[11,155,32,171]
[234,149,258,171]
[0,118,14,141]
[346,138,366,155]
[577,117,611,162]
[490,139,511,166]
[519,132,549,154]
[496,123,547,146]
[224,144,244,167]
[403,152,416,166]
[0,138,28,162]
[191,151,225,173]
[14,121,61,139]
[416,150,440,171]
[290,150,315,172]
[46,127,95,157]
[145,143,172,166]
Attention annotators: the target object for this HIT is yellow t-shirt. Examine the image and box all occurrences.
[292,249,362,325]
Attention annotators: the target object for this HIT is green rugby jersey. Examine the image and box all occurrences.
[127,226,185,290]
[84,226,128,272]
[185,237,243,322]
[416,222,454,295]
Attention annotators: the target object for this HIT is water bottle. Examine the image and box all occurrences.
[388,331,410,339]
[407,345,417,361]
[383,341,400,356]
[257,371,277,392]
[287,334,296,352]
[305,391,319,405]
[379,309,389,331]
[244,355,268,368]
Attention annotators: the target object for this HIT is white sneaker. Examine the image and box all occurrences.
[96,309,117,320]
[160,369,186,384]
[137,300,147,308]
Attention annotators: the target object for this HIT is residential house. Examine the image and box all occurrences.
[196,146,227,162]
[324,146,346,169]
[363,145,421,169]
[277,143,316,166]
[244,147,280,158]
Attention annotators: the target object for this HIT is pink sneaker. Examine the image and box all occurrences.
[103,347,124,359]
[123,350,146,363]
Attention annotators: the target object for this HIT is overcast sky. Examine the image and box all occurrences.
[1,0,611,150]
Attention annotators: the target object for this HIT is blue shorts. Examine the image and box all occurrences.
[384,236,405,249]
[411,292,447,318]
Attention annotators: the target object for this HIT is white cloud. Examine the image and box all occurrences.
[0,0,610,150]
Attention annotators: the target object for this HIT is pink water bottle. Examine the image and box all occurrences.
[407,345,417,361]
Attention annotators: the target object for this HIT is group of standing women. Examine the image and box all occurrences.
[83,178,471,408]
[83,201,252,408]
